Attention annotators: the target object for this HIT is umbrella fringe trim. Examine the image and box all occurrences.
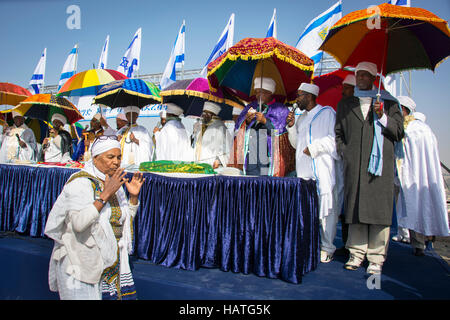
[207,48,314,80]
[17,101,83,115]
[94,88,161,102]
[160,89,244,109]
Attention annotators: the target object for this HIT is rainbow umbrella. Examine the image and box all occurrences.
[9,94,83,124]
[160,77,243,120]
[0,82,32,107]
[319,3,450,75]
[57,69,128,97]
[207,37,315,104]
[93,78,161,108]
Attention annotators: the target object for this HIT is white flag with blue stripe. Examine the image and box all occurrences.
[117,28,141,78]
[58,44,78,90]
[388,0,411,6]
[28,48,46,95]
[98,35,109,69]
[266,8,277,39]
[296,1,342,68]
[200,13,235,77]
[160,21,186,90]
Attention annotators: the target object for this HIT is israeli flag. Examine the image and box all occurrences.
[296,1,342,67]
[58,44,78,91]
[28,48,46,95]
[117,28,142,78]
[98,35,109,69]
[200,13,235,77]
[160,21,186,90]
[388,0,411,6]
[266,8,277,39]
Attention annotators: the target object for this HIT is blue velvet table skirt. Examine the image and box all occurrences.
[0,164,319,284]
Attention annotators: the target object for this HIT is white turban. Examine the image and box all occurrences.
[253,77,276,94]
[203,101,221,115]
[12,110,23,118]
[232,107,242,116]
[159,110,167,119]
[298,83,320,97]
[355,62,378,77]
[397,96,416,113]
[91,137,121,158]
[116,113,127,121]
[93,113,102,121]
[342,74,356,86]
[165,103,184,116]
[123,106,140,115]
[51,113,67,126]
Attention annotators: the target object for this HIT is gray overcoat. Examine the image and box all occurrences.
[335,96,404,226]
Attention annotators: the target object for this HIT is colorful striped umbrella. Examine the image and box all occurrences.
[57,69,128,97]
[93,78,161,108]
[319,3,450,75]
[160,77,243,120]
[0,82,32,106]
[207,37,315,103]
[9,94,83,124]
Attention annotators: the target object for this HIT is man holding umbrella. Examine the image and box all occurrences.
[335,62,404,274]
[0,110,37,163]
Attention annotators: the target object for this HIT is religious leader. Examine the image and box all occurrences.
[287,83,341,263]
[395,96,449,256]
[117,106,153,167]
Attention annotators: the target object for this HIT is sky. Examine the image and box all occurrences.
[1,0,449,165]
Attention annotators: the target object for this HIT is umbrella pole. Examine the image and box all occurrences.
[377,28,390,103]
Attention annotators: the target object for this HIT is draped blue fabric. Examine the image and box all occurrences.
[0,164,319,284]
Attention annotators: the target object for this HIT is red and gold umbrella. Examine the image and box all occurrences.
[0,82,32,106]
[207,37,314,103]
[319,3,450,75]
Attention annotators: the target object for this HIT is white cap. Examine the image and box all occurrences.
[91,138,121,158]
[51,113,67,126]
[165,103,184,116]
[232,107,242,116]
[397,96,416,113]
[253,77,276,94]
[11,110,23,118]
[298,83,320,97]
[413,112,426,122]
[123,106,140,115]
[159,110,167,119]
[93,113,102,121]
[355,62,378,76]
[203,101,221,115]
[116,112,127,121]
[342,74,356,86]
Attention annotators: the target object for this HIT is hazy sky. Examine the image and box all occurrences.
[1,0,449,164]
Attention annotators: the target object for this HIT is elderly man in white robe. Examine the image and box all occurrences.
[117,106,153,167]
[0,110,37,163]
[287,83,341,263]
[193,102,232,169]
[154,103,193,162]
[395,96,450,256]
[44,136,145,300]
[42,113,73,163]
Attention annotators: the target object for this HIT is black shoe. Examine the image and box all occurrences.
[414,248,425,256]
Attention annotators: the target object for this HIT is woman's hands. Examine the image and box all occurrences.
[125,172,145,205]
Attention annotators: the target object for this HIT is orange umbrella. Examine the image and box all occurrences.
[0,82,32,106]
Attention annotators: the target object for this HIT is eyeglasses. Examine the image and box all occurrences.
[91,135,118,149]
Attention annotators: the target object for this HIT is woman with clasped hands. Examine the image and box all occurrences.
[45,135,145,300]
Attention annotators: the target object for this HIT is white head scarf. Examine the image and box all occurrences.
[51,113,67,126]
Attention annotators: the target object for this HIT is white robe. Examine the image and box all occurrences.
[44,135,72,163]
[287,105,340,219]
[396,118,449,236]
[117,124,153,167]
[193,118,231,167]
[154,119,193,162]
[0,124,37,163]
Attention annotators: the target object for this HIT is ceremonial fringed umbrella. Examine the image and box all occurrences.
[160,77,244,121]
[319,3,450,76]
[312,68,384,110]
[207,37,315,106]
[93,78,161,109]
[57,69,128,97]
[11,94,83,125]
[0,82,32,106]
